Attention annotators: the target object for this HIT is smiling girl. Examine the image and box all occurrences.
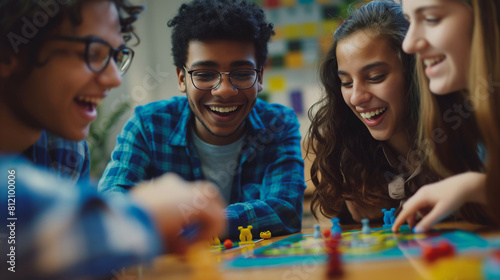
[393,0,500,232]
[306,1,438,223]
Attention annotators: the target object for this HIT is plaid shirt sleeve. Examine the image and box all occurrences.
[0,156,162,280]
[225,103,306,240]
[98,111,153,194]
[32,131,90,184]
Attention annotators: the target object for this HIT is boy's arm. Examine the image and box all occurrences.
[0,158,162,280]
[226,110,306,239]
[98,112,152,194]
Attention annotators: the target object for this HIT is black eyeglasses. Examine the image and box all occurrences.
[51,36,134,75]
[183,67,261,90]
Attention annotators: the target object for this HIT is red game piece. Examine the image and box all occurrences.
[325,234,343,277]
[422,241,455,263]
[223,239,233,249]
[323,229,331,239]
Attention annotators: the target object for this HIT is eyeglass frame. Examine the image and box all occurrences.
[50,35,135,75]
[183,66,262,90]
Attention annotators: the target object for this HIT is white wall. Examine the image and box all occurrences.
[97,0,188,156]
[94,0,322,176]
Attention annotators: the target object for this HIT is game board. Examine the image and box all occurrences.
[225,225,490,269]
[210,239,263,253]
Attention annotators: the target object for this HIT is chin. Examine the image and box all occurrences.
[58,129,88,142]
[369,132,390,142]
[430,80,462,95]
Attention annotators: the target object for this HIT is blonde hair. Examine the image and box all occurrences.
[417,0,499,224]
[468,0,500,224]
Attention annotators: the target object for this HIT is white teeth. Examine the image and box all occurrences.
[360,107,386,119]
[75,96,102,107]
[209,106,238,113]
[423,56,445,67]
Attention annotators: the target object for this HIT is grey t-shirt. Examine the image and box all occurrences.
[191,128,245,203]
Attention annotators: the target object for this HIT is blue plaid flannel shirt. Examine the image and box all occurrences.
[99,97,306,239]
[0,156,161,280]
[27,130,90,184]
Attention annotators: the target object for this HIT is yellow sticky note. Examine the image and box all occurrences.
[301,22,318,38]
[284,24,300,39]
[268,76,287,92]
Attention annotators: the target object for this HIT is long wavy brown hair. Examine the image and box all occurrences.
[306,1,420,220]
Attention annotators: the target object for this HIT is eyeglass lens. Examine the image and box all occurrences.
[87,41,132,74]
[191,69,258,90]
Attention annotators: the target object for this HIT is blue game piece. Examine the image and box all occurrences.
[313,224,321,239]
[330,217,342,238]
[361,218,371,234]
[382,208,396,228]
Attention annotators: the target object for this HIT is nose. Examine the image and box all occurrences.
[97,59,122,89]
[350,81,371,106]
[211,73,238,98]
[402,23,428,55]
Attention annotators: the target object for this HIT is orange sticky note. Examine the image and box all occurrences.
[285,51,304,69]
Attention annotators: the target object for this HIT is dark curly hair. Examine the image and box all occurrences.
[167,0,274,69]
[0,0,143,64]
[306,1,420,221]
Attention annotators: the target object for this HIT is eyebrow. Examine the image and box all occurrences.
[338,61,389,76]
[190,60,256,69]
[404,5,442,18]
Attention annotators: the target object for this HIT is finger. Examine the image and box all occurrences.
[392,191,434,232]
[412,203,450,233]
[407,213,416,230]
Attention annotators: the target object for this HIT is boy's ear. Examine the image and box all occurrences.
[176,67,186,93]
[257,68,264,92]
[0,55,18,78]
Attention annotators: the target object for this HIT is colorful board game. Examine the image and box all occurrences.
[225,225,490,269]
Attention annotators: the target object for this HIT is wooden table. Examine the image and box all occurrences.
[118,222,498,280]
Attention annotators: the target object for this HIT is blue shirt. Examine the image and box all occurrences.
[0,156,161,280]
[99,97,306,239]
[27,130,90,184]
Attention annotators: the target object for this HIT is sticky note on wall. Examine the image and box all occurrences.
[280,0,296,7]
[284,24,300,39]
[290,90,304,115]
[268,75,287,92]
[285,51,304,68]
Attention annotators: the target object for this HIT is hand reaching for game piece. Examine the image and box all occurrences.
[131,173,227,254]
[392,172,487,233]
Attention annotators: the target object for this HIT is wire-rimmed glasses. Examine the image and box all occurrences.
[183,66,261,90]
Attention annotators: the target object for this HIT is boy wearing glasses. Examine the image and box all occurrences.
[99,0,306,239]
[0,1,225,279]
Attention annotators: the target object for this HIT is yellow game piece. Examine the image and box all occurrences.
[185,242,221,280]
[260,230,272,239]
[238,225,254,245]
[210,236,220,246]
